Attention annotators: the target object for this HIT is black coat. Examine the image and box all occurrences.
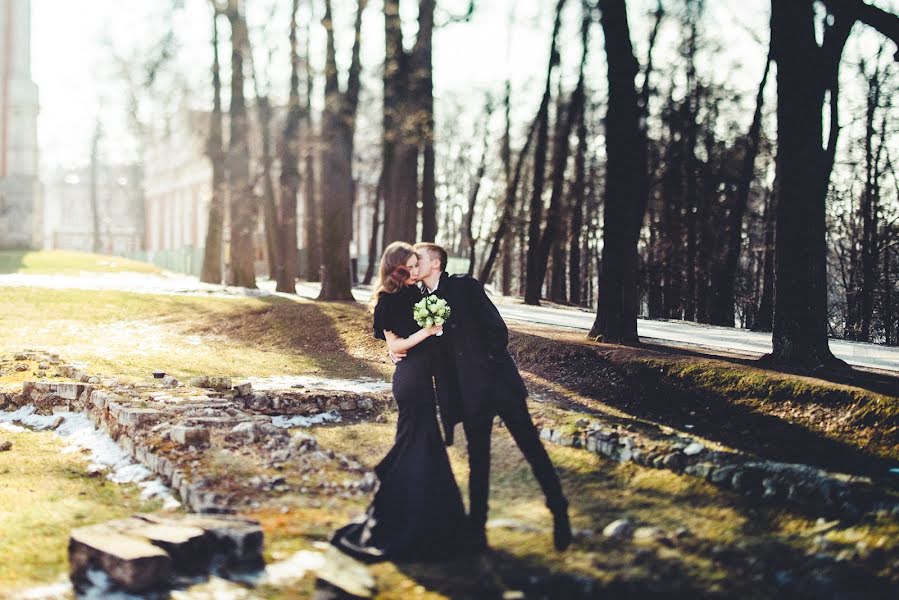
[422,272,528,445]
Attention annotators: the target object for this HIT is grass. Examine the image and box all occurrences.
[271,418,899,597]
[0,250,162,275]
[0,286,389,383]
[1,251,897,595]
[0,429,162,590]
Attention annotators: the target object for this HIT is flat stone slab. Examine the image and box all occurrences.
[170,425,210,447]
[69,513,264,593]
[69,523,172,592]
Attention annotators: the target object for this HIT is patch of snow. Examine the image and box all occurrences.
[0,406,179,508]
[247,375,390,394]
[271,411,342,428]
[262,550,325,585]
[0,271,272,300]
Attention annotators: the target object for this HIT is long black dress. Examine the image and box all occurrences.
[330,285,472,563]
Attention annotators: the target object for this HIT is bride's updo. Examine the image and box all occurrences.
[372,241,416,303]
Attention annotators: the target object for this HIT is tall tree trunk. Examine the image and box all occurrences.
[589,0,647,344]
[524,0,567,305]
[318,0,367,301]
[303,11,320,282]
[225,0,256,289]
[376,0,439,243]
[754,188,776,331]
[464,106,492,276]
[683,6,700,322]
[200,4,226,285]
[860,57,885,341]
[276,0,302,294]
[479,117,539,284]
[568,96,588,306]
[416,0,438,242]
[710,51,771,326]
[767,0,845,366]
[363,171,383,285]
[248,48,283,284]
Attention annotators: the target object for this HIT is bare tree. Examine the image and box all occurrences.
[224,0,256,288]
[766,0,899,368]
[589,0,648,344]
[200,3,226,284]
[317,0,367,301]
[276,0,302,293]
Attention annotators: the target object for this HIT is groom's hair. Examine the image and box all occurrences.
[413,242,447,273]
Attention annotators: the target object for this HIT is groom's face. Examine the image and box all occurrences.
[420,251,440,277]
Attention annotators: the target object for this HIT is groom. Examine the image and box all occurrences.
[392,242,571,552]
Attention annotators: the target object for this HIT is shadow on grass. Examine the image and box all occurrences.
[511,330,898,480]
[636,338,899,400]
[177,295,386,380]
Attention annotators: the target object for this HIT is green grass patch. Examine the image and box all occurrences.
[0,250,161,275]
[0,430,161,590]
[0,287,389,382]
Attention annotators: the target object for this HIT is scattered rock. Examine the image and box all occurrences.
[189,376,210,388]
[289,431,318,454]
[208,376,232,391]
[162,376,179,388]
[0,440,12,452]
[15,363,28,372]
[233,382,253,396]
[171,425,210,447]
[603,518,634,539]
[683,442,705,456]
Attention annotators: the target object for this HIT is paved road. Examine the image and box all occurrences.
[291,281,898,374]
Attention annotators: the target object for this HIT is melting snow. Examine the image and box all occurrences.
[271,411,342,428]
[0,406,179,509]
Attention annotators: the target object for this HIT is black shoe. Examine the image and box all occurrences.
[552,508,572,551]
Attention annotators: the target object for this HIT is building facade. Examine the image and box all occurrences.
[42,163,144,254]
[0,0,41,250]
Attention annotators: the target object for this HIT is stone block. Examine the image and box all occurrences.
[171,425,209,447]
[69,524,172,592]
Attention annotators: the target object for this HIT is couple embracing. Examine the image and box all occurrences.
[331,241,571,563]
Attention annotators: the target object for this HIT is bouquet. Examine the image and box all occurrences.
[413,295,451,336]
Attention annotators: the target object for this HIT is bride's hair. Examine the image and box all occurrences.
[372,241,416,304]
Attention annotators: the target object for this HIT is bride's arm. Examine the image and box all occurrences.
[384,326,442,354]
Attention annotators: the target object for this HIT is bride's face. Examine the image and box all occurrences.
[405,254,420,284]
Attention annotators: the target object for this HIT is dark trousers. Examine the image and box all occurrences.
[463,393,567,529]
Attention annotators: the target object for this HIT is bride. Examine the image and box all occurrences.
[330,242,473,563]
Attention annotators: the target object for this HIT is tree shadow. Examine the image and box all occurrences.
[511,330,898,481]
[170,294,386,380]
[637,338,899,399]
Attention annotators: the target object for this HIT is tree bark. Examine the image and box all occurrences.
[589,0,646,344]
[524,0,567,305]
[225,0,256,289]
[317,0,367,301]
[479,117,539,285]
[200,4,225,284]
[303,11,320,282]
[276,0,302,294]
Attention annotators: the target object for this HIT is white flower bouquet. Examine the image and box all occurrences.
[413,295,451,336]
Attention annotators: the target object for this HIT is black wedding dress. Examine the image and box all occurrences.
[330,285,472,563]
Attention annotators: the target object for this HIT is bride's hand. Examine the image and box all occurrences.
[424,324,443,337]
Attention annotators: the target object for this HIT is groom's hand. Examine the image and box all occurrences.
[388,348,406,364]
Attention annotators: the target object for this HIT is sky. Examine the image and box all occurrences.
[27,0,897,176]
